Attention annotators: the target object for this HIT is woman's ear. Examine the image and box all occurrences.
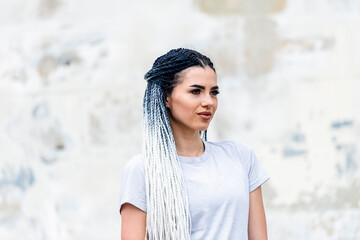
[165,94,171,108]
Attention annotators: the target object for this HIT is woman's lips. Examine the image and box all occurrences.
[197,112,212,120]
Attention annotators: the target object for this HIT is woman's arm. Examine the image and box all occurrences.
[120,203,147,240]
[248,186,268,240]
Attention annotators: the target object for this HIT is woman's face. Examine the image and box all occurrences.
[166,66,219,133]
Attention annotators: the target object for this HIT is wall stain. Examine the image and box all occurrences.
[287,180,360,210]
[292,132,306,143]
[0,191,21,222]
[196,1,282,78]
[331,120,354,129]
[38,0,62,18]
[58,51,82,67]
[206,26,243,76]
[0,167,35,192]
[195,0,286,15]
[335,163,343,176]
[31,102,69,164]
[37,55,57,84]
[243,16,278,78]
[33,102,50,119]
[334,143,357,175]
[40,154,58,165]
[37,51,82,84]
[314,219,334,237]
[334,180,360,208]
[283,146,307,158]
[335,144,342,151]
[345,145,357,172]
[279,36,335,54]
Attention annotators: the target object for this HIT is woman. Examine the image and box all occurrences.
[119,48,270,239]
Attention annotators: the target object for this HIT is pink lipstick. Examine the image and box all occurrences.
[197,112,212,120]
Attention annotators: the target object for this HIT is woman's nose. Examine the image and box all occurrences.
[201,94,214,107]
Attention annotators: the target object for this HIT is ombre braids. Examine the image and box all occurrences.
[142,48,215,239]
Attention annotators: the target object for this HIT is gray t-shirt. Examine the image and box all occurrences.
[118,140,270,239]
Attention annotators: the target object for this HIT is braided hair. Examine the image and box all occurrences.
[143,48,215,239]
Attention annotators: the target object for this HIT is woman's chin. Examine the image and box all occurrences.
[197,125,210,131]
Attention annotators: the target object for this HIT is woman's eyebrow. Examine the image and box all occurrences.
[189,84,219,90]
[189,84,205,89]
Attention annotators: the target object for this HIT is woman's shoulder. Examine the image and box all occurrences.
[207,140,259,170]
[123,153,145,174]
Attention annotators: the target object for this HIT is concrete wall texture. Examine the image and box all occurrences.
[0,0,359,239]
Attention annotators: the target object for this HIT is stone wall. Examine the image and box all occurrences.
[0,0,359,239]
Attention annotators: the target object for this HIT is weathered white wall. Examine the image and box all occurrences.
[0,0,359,239]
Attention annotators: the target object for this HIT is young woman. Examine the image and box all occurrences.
[119,48,270,240]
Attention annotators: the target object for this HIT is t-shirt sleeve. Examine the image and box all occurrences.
[235,142,270,193]
[247,148,270,192]
[118,155,147,214]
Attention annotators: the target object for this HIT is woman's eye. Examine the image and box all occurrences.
[191,89,201,94]
[211,90,220,96]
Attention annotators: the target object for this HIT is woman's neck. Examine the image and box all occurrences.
[171,126,205,157]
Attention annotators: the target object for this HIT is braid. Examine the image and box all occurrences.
[143,48,214,239]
